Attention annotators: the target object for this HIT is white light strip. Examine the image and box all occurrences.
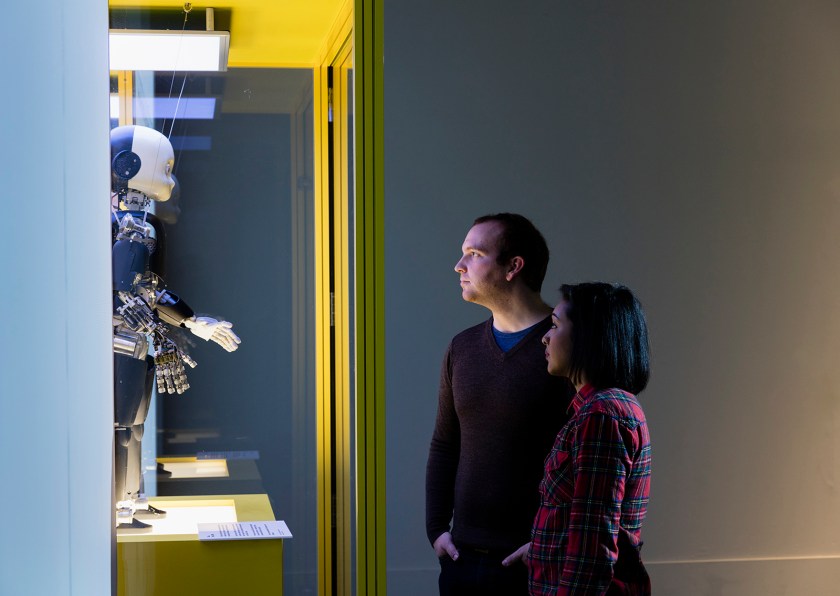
[109,95,217,120]
[109,30,230,72]
[137,97,217,119]
[132,504,238,536]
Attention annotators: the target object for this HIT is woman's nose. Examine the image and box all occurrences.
[542,334,549,346]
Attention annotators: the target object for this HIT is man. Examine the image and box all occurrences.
[426,213,575,595]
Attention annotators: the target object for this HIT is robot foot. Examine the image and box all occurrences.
[116,518,153,533]
[135,504,167,519]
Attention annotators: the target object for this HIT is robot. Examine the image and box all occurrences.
[111,124,241,531]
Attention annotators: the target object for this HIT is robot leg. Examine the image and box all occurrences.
[114,353,152,531]
[129,357,168,520]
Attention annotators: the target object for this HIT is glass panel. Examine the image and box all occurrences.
[111,67,317,593]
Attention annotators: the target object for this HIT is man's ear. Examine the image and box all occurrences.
[506,256,525,281]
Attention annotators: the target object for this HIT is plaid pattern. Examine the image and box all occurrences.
[528,385,651,595]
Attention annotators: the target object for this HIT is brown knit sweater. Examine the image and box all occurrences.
[426,317,574,552]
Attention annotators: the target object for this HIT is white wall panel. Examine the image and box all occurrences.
[0,1,112,594]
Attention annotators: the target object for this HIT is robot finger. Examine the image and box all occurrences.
[210,330,239,352]
[217,334,240,352]
[163,365,176,394]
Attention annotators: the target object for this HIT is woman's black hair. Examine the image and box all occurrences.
[560,282,650,395]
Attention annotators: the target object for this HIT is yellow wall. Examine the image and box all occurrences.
[108,0,344,67]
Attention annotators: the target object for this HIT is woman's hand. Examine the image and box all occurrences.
[502,542,530,567]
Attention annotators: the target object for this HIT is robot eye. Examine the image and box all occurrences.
[165,162,173,175]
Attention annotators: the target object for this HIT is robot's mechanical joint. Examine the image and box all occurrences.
[115,213,157,255]
[120,190,153,212]
[116,213,152,241]
[113,329,149,360]
[116,292,157,335]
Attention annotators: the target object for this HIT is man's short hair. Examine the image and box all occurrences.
[560,282,650,395]
[473,213,549,292]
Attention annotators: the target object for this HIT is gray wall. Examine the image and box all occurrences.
[384,2,840,594]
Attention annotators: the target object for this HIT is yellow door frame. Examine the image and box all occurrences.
[352,0,385,593]
[314,0,384,594]
[314,4,353,592]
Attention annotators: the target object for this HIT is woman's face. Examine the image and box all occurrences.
[542,299,573,378]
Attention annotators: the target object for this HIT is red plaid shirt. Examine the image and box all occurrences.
[528,385,651,595]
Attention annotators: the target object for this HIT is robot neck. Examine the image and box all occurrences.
[119,190,153,212]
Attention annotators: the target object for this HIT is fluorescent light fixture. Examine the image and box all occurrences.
[109,95,217,120]
[137,97,217,119]
[109,30,230,72]
[170,136,213,151]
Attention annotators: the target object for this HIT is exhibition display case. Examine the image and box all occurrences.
[117,493,285,595]
[109,30,317,591]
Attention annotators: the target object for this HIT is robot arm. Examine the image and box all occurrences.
[184,316,241,352]
[154,289,195,326]
[114,291,196,394]
[154,290,241,352]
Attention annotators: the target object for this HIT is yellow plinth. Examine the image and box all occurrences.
[117,494,283,596]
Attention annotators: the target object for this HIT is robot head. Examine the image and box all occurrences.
[111,125,175,203]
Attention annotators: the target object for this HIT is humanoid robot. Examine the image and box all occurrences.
[111,124,241,531]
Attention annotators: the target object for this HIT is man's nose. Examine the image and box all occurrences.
[454,259,465,273]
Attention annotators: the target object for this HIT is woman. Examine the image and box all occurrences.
[519,282,652,595]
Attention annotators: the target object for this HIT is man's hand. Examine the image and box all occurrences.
[502,542,530,567]
[433,532,459,561]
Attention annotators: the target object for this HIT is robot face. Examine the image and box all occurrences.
[131,125,175,202]
[111,125,176,202]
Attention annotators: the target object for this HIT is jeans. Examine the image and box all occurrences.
[439,546,528,596]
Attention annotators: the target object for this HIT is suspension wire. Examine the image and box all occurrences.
[160,3,192,142]
[168,74,188,140]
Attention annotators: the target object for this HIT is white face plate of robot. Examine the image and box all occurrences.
[124,125,176,202]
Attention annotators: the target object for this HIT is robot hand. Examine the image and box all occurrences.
[154,348,191,395]
[184,316,241,352]
[152,334,197,395]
